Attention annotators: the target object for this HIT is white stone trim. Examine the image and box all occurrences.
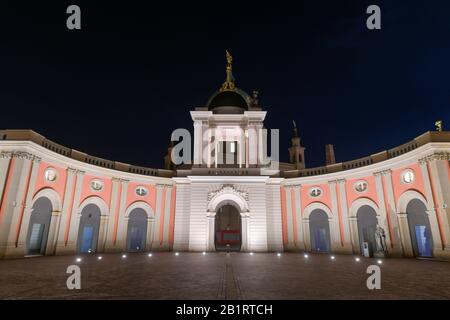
[124,201,155,219]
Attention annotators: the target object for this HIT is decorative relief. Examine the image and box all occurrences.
[33,156,42,163]
[0,151,40,161]
[44,168,57,182]
[90,179,104,191]
[401,169,415,184]
[12,151,35,160]
[309,187,322,198]
[284,183,302,188]
[354,180,368,193]
[328,178,346,184]
[373,169,392,177]
[0,151,13,159]
[135,186,148,196]
[67,167,77,174]
[207,184,249,203]
[419,152,450,164]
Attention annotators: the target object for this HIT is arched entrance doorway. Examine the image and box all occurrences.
[356,205,378,257]
[26,197,52,255]
[77,204,101,253]
[309,209,331,252]
[215,204,241,251]
[126,208,148,252]
[407,199,433,257]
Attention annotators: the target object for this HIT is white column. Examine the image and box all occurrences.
[426,154,450,250]
[45,210,62,255]
[396,213,414,257]
[302,218,311,251]
[241,214,250,252]
[248,125,257,166]
[373,171,397,255]
[207,127,213,168]
[193,121,202,166]
[284,186,294,250]
[380,170,402,255]
[419,159,445,253]
[206,214,215,251]
[328,180,342,252]
[146,217,155,251]
[65,170,85,253]
[104,177,121,252]
[162,185,173,249]
[153,184,164,249]
[16,156,41,253]
[293,186,305,251]
[116,179,129,250]
[257,124,264,166]
[337,179,353,253]
[4,152,35,258]
[0,152,13,206]
[349,217,360,254]
[98,215,109,252]
[55,167,77,253]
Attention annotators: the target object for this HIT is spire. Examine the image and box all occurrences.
[289,120,305,169]
[220,50,236,92]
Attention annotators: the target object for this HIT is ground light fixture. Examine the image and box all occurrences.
[303,254,309,258]
[249,252,254,256]
[377,259,383,264]
[76,257,82,263]
[175,252,180,256]
[122,254,127,259]
[148,253,153,257]
[330,255,336,260]
[202,251,206,255]
[97,256,102,260]
[355,257,361,262]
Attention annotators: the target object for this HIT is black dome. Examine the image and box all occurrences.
[208,91,249,112]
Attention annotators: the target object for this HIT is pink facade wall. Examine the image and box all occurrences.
[28,163,173,250]
[125,182,157,213]
[80,175,112,205]
[345,175,379,208]
[33,162,67,201]
[392,163,426,202]
[301,183,332,211]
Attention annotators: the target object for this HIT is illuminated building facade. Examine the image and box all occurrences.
[1,55,449,260]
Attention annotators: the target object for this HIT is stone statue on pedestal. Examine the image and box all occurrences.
[375,224,387,255]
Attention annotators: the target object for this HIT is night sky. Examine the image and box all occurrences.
[1,1,449,169]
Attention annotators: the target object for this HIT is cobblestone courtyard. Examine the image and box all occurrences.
[0,252,450,300]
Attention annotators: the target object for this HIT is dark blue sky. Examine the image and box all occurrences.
[1,1,449,168]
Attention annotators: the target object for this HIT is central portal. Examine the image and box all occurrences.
[215,205,242,251]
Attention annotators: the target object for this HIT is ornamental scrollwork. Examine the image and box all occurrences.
[207,184,249,203]
[418,152,450,164]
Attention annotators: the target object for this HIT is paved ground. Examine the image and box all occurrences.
[0,252,450,299]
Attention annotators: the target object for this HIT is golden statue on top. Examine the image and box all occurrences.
[226,50,233,70]
[221,50,236,92]
[435,120,443,132]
